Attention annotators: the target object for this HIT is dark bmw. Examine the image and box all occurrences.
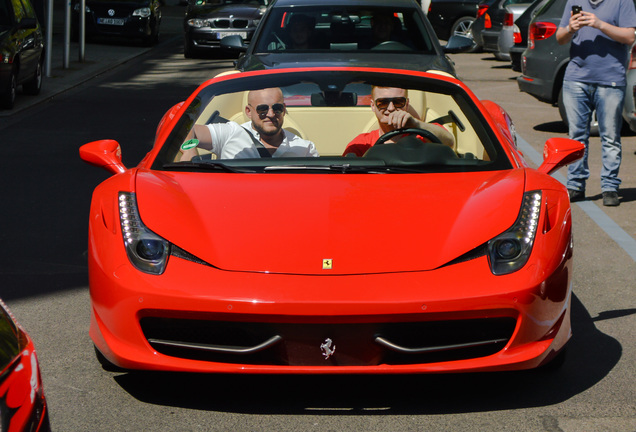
[73,0,161,45]
[184,0,268,58]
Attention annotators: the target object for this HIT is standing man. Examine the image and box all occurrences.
[556,0,636,206]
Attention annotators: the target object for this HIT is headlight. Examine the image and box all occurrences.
[133,7,151,17]
[488,191,542,275]
[119,192,170,275]
[187,18,208,28]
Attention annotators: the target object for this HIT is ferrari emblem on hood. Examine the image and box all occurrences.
[322,259,332,270]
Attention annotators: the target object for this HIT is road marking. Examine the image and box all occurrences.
[517,134,636,262]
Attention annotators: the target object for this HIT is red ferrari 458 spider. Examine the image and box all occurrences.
[80,67,584,374]
[0,299,50,431]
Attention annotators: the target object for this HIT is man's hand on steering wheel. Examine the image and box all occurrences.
[381,110,417,131]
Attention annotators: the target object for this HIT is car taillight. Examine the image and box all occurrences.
[513,25,522,44]
[529,21,557,45]
[629,44,636,70]
[477,4,489,17]
[503,11,514,27]
[485,13,492,29]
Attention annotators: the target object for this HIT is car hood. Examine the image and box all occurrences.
[189,3,263,19]
[238,53,456,76]
[135,169,525,275]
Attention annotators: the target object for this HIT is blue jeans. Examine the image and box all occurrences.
[562,80,624,192]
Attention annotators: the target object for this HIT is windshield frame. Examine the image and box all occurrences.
[152,69,513,174]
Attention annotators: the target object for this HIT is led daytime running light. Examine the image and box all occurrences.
[118,192,170,275]
[488,191,542,275]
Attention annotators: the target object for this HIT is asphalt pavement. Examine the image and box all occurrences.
[0,2,184,117]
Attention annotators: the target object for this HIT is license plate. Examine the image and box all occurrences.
[98,18,125,26]
[217,31,247,39]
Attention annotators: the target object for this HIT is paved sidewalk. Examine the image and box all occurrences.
[0,3,182,117]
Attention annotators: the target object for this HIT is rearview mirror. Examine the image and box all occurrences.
[220,35,247,51]
[443,35,475,54]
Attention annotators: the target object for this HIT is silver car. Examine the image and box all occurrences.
[496,3,531,61]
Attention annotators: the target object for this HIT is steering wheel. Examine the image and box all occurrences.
[374,127,443,146]
[371,41,411,51]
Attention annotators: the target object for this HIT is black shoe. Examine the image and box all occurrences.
[602,191,620,206]
[568,189,585,202]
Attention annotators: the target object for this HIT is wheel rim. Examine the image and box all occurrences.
[453,18,474,38]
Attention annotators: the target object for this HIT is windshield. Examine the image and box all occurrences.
[252,5,435,54]
[154,70,511,174]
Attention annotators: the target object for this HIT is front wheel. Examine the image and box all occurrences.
[0,66,17,110]
[23,55,43,95]
[94,346,126,372]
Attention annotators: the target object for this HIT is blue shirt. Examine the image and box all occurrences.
[560,0,636,86]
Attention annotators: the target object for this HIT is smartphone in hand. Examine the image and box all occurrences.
[572,5,582,14]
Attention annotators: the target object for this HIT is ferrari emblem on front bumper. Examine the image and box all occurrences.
[320,338,336,360]
[322,259,332,269]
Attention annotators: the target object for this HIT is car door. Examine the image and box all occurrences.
[11,0,41,82]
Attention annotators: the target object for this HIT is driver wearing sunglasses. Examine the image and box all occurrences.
[343,86,455,157]
[181,87,318,160]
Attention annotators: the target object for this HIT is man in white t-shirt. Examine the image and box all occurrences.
[181,87,318,160]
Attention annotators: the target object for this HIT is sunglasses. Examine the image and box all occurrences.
[374,97,407,110]
[252,103,285,117]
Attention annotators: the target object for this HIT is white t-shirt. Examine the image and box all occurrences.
[205,121,318,159]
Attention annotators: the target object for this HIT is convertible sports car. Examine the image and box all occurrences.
[0,299,50,431]
[81,66,584,374]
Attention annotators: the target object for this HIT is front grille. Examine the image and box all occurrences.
[140,316,517,366]
[94,6,132,18]
[209,18,249,29]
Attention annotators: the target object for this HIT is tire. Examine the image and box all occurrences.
[536,345,568,373]
[23,55,43,95]
[0,66,17,110]
[184,37,197,58]
[94,346,126,372]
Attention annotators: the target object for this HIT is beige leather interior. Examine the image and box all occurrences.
[190,87,485,159]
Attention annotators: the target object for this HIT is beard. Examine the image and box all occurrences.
[253,121,281,137]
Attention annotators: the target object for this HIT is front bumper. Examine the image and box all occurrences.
[90,249,573,374]
[77,13,155,38]
[185,28,253,51]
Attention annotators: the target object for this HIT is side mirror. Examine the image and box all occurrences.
[537,138,585,175]
[79,139,126,175]
[220,35,247,51]
[443,35,475,54]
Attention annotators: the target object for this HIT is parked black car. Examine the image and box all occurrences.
[426,0,481,43]
[222,0,474,76]
[0,0,44,109]
[184,0,268,58]
[72,0,161,45]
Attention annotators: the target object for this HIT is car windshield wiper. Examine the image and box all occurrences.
[162,162,248,173]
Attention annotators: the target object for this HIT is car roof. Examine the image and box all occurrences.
[269,0,421,7]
